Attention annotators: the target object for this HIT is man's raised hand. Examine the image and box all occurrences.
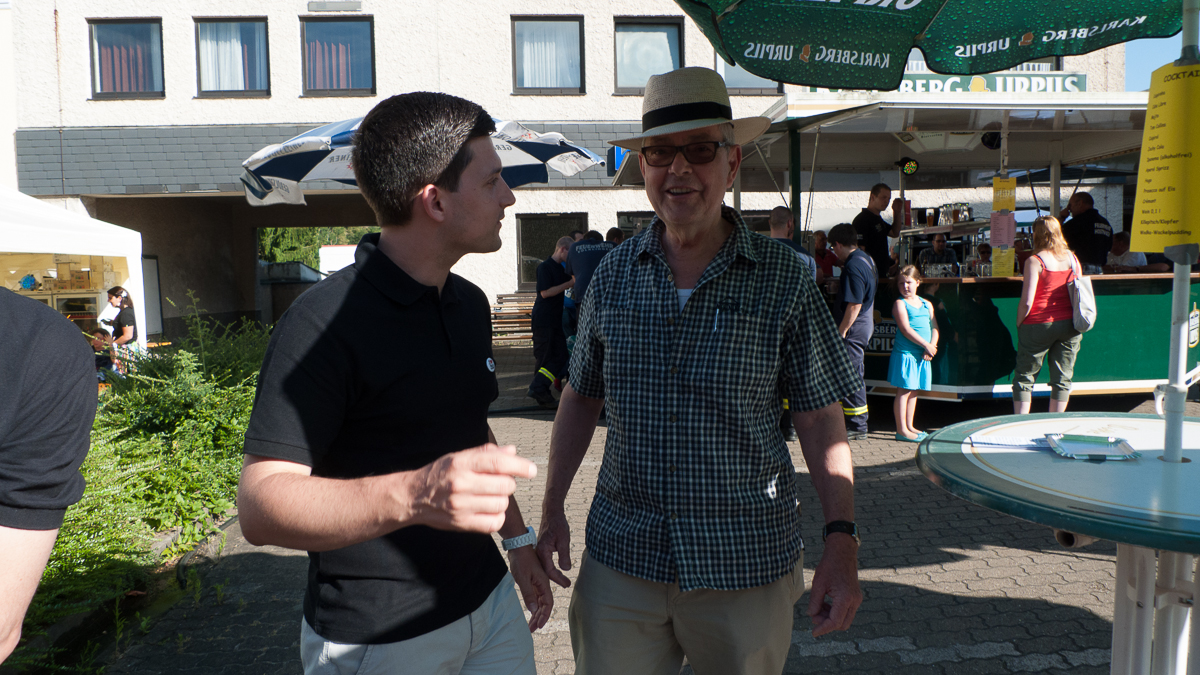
[408,444,536,533]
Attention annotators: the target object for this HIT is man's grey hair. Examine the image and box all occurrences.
[720,123,736,146]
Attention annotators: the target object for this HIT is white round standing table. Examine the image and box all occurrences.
[917,413,1200,675]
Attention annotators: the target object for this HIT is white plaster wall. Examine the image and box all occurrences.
[0,3,16,188]
[1063,44,1125,92]
[14,0,779,129]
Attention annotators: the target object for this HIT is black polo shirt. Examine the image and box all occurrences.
[852,208,894,278]
[0,289,95,530]
[243,233,504,645]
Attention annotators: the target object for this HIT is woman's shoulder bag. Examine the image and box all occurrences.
[1067,253,1097,333]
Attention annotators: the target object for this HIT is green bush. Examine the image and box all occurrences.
[96,351,251,539]
[168,290,273,386]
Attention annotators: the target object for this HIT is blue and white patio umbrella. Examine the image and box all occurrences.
[241,117,604,206]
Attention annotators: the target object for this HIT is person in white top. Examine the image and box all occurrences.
[1105,231,1147,273]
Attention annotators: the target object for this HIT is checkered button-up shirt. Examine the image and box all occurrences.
[570,207,860,591]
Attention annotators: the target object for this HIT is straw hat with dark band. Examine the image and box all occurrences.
[610,67,771,151]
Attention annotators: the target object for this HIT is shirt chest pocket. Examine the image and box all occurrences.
[598,305,657,396]
[702,311,780,390]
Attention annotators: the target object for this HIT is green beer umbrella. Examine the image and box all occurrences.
[676,0,1182,90]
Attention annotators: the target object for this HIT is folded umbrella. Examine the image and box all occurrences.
[241,117,604,206]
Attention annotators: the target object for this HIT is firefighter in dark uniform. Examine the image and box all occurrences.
[827,222,876,440]
[528,236,574,408]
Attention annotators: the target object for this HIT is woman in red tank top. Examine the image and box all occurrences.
[1012,216,1084,414]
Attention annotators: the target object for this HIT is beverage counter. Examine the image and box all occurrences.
[861,273,1200,401]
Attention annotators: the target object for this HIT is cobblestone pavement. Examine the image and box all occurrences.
[103,345,1124,674]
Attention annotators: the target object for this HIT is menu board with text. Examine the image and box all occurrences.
[1132,61,1200,252]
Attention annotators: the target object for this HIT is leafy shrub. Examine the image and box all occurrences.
[168,290,273,386]
[96,351,251,539]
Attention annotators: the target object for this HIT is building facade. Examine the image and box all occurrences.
[6,0,1129,337]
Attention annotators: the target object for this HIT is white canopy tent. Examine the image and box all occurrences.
[0,186,147,348]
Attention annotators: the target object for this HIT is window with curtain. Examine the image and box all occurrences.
[302,19,374,94]
[197,20,269,94]
[513,18,583,93]
[615,22,680,93]
[717,58,780,93]
[90,21,164,97]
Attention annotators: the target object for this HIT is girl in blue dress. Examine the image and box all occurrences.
[889,265,939,442]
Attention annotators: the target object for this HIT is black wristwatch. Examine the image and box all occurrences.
[823,520,860,543]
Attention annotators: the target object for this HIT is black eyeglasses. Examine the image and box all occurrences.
[640,141,731,167]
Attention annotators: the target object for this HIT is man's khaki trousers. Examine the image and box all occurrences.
[568,552,806,675]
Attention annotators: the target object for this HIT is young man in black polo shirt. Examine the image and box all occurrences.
[829,222,877,440]
[529,237,574,408]
[238,92,551,674]
[851,183,904,279]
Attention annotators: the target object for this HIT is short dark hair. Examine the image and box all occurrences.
[827,222,857,247]
[1113,230,1131,244]
[584,230,603,242]
[768,206,792,229]
[606,227,623,242]
[1074,191,1094,208]
[569,230,585,239]
[870,183,892,197]
[352,92,495,227]
[977,243,992,254]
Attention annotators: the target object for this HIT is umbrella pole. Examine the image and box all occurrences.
[1050,161,1062,217]
[1164,244,1199,465]
[1163,0,1200,466]
[1182,0,1198,64]
[803,127,820,233]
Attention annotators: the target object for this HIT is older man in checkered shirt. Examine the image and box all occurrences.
[535,67,863,675]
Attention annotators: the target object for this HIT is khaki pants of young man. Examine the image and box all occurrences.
[569,552,806,675]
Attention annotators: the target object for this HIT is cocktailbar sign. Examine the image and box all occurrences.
[1132,61,1200,252]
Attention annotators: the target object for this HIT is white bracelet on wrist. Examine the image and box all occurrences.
[502,526,536,551]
